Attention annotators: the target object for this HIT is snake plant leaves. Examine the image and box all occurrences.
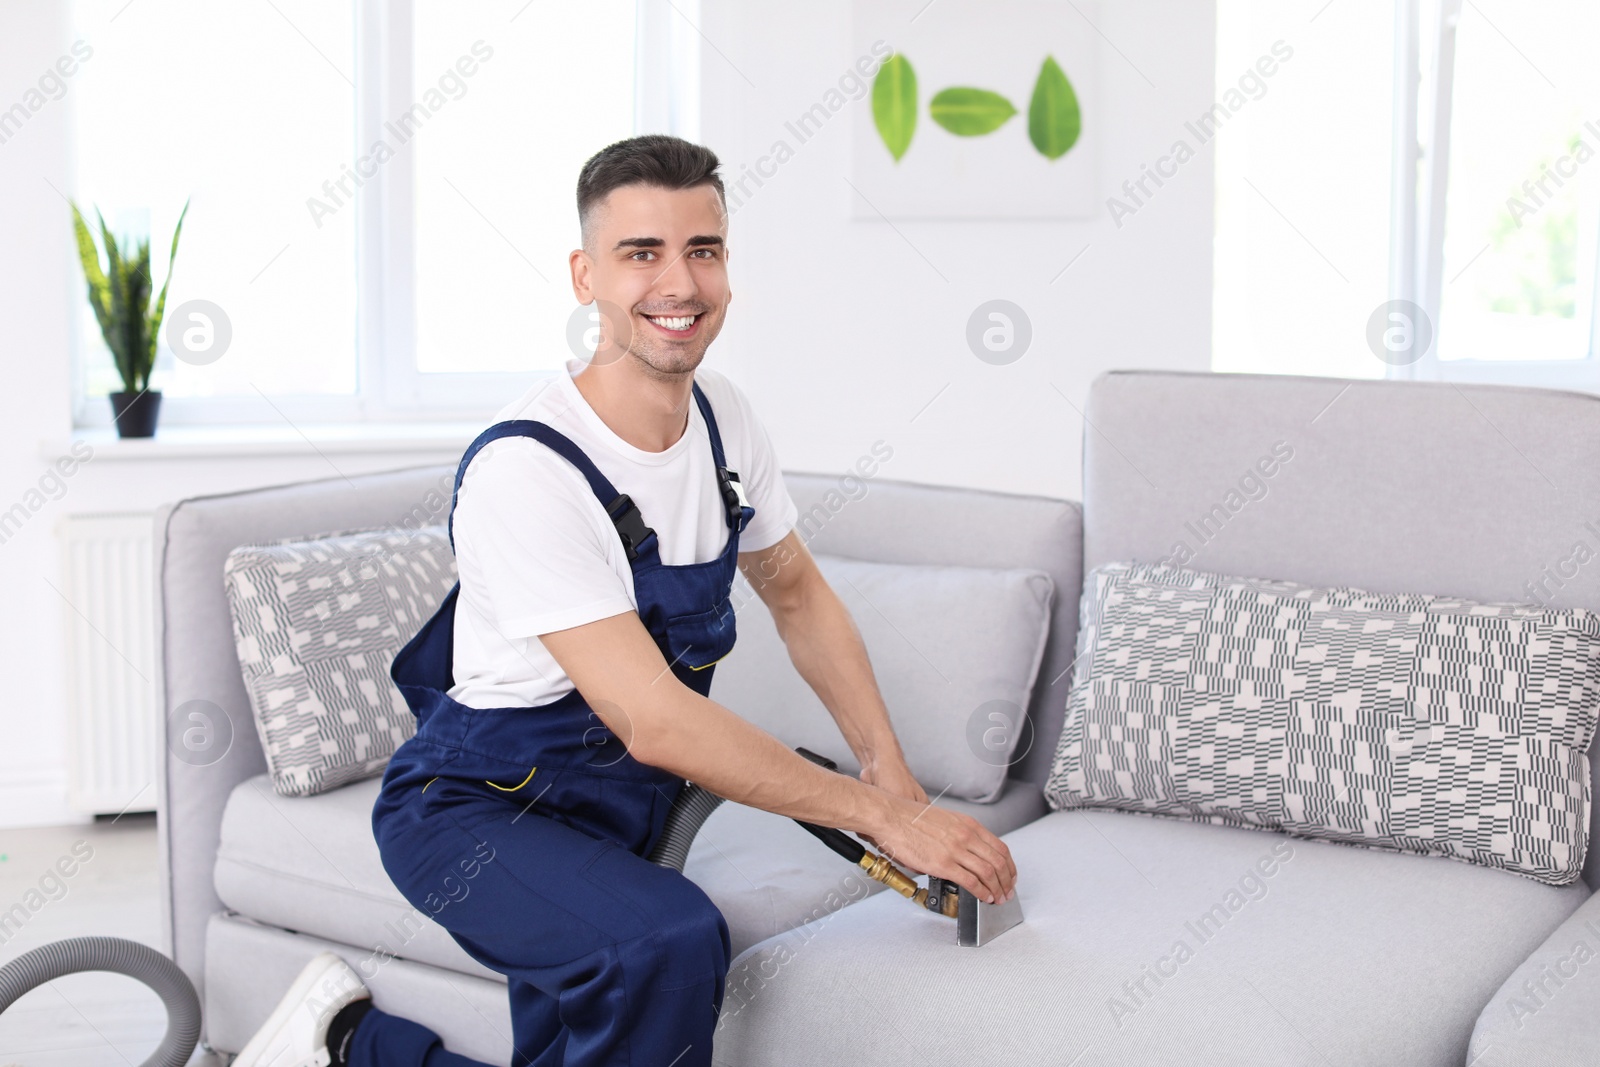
[929,87,1017,136]
[70,203,114,359]
[96,208,135,390]
[1028,55,1081,159]
[872,53,917,161]
[71,199,189,393]
[148,198,191,374]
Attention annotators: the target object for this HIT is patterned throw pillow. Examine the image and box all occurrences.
[224,526,456,796]
[1045,562,1600,885]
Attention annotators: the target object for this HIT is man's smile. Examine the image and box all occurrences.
[641,311,703,338]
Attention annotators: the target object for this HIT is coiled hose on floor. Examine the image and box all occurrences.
[0,936,200,1067]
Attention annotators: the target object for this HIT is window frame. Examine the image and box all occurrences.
[1389,0,1600,390]
[72,0,697,428]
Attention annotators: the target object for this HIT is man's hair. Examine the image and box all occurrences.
[576,135,726,252]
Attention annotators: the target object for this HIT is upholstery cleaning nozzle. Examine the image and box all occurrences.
[647,746,1023,945]
[792,747,1023,944]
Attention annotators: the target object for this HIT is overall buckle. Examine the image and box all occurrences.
[606,494,655,562]
[716,466,748,528]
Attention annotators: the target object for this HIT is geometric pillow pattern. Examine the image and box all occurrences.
[224,526,456,797]
[1044,562,1600,885]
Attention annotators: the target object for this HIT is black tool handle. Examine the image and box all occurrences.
[794,746,838,772]
[796,820,866,864]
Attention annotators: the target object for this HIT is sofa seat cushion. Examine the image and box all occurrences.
[214,773,502,982]
[711,810,1588,1067]
[214,772,1048,977]
[685,774,1048,958]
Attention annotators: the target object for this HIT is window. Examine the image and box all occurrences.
[1214,0,1600,390]
[1418,0,1600,384]
[70,0,678,427]
[72,0,359,421]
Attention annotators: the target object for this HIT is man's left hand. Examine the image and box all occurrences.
[857,757,928,851]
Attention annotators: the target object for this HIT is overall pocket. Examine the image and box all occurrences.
[482,766,657,853]
[658,600,737,672]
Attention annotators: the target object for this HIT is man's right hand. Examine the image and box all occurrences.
[864,793,1017,906]
[538,610,1018,907]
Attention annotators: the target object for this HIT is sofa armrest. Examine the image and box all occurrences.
[1468,886,1600,1065]
[155,465,455,1010]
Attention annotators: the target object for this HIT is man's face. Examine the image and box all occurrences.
[571,182,731,379]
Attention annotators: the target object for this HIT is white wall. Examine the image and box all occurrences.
[0,0,1216,826]
[699,0,1217,497]
[2,1,94,826]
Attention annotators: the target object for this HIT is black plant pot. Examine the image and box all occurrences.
[109,390,162,438]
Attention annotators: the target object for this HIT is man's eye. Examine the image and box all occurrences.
[631,250,654,261]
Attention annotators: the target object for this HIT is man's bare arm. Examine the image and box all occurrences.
[538,610,1017,904]
[735,530,910,780]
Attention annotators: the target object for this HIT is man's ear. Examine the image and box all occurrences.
[569,248,593,304]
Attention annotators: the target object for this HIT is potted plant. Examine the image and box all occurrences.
[70,199,189,438]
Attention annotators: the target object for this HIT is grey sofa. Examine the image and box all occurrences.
[156,370,1600,1065]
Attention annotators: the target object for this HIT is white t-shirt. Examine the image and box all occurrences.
[447,358,799,709]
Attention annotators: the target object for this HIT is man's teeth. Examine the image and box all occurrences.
[647,314,697,331]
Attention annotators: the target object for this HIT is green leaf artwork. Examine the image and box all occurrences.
[1027,55,1081,159]
[872,53,918,162]
[928,87,1017,136]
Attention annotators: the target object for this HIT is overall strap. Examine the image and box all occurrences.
[691,381,749,532]
[690,381,727,468]
[448,420,658,562]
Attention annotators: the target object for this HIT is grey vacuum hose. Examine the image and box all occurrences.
[648,780,727,872]
[0,936,200,1067]
[646,749,844,872]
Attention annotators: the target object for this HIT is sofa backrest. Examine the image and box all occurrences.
[1079,370,1600,890]
[155,464,1082,1001]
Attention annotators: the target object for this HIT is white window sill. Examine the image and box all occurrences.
[50,422,480,462]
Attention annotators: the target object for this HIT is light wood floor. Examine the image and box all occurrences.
[0,814,222,1066]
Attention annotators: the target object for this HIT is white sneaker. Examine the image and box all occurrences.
[233,951,370,1067]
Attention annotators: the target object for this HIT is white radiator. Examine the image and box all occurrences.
[58,513,159,816]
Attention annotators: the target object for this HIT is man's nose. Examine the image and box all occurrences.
[649,248,699,301]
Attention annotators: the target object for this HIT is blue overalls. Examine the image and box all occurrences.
[358,382,755,1067]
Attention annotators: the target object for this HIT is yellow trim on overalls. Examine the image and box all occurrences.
[421,776,438,793]
[689,651,731,671]
[484,766,538,792]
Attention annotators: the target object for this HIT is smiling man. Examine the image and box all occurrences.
[235,134,1016,1067]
